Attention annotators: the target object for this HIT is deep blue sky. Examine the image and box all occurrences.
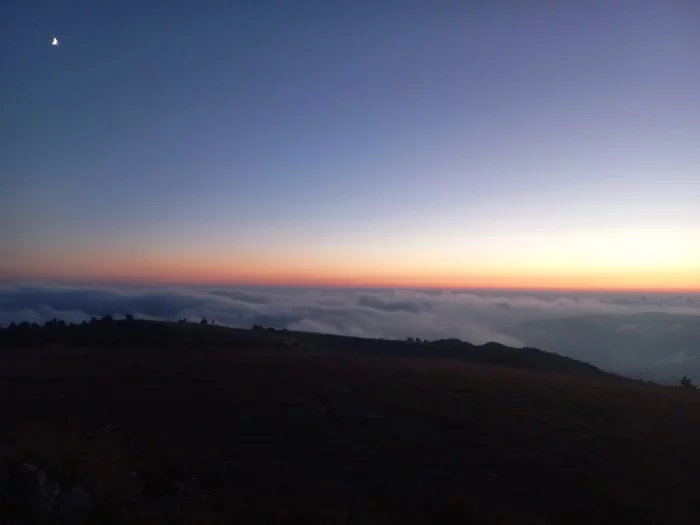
[1,1,699,289]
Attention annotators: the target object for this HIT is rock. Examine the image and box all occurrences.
[38,470,61,516]
[1,461,59,522]
[201,460,239,490]
[0,444,93,524]
[311,404,327,417]
[216,460,239,479]
[49,485,94,524]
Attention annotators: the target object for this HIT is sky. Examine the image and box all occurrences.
[1,1,699,290]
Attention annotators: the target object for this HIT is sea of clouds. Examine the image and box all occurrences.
[1,283,700,383]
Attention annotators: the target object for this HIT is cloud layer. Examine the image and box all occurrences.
[2,284,700,382]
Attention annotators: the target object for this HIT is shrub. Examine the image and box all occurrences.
[680,376,697,389]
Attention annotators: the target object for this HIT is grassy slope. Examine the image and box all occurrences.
[1,320,700,524]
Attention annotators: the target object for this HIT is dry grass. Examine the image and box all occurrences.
[1,331,700,524]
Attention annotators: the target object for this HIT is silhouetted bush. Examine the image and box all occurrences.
[680,376,697,389]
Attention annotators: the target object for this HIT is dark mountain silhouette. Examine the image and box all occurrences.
[0,316,617,380]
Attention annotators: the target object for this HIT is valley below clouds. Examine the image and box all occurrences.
[1,284,700,384]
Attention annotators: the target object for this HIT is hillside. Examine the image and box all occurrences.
[1,319,700,524]
[0,317,616,379]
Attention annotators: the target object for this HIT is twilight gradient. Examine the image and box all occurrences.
[1,1,699,290]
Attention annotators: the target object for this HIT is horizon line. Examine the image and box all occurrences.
[3,277,700,295]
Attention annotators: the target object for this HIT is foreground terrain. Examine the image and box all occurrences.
[1,319,700,524]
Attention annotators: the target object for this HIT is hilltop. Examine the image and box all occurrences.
[1,318,699,524]
[0,317,616,378]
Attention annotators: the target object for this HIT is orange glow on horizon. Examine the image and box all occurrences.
[3,236,699,293]
[5,261,700,293]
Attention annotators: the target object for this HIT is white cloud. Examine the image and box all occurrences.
[1,284,700,381]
